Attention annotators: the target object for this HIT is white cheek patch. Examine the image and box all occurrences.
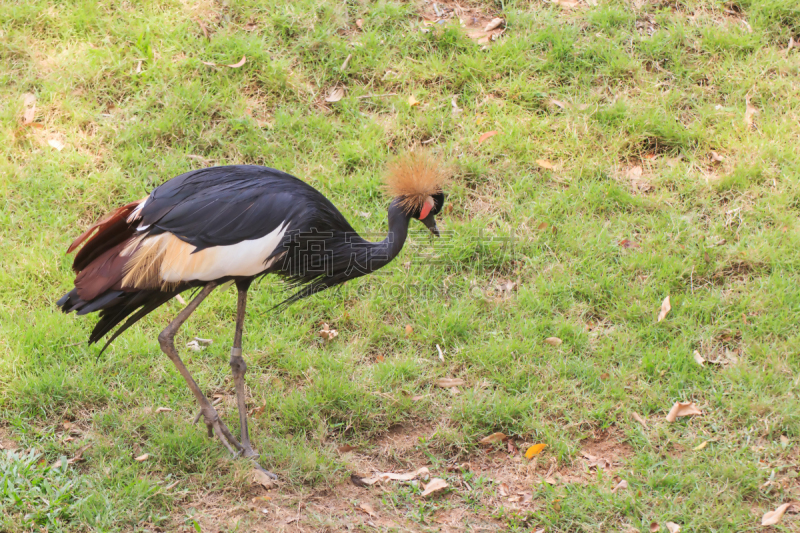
[127,197,149,223]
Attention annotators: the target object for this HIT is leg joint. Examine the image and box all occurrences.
[230,353,247,375]
[157,329,173,349]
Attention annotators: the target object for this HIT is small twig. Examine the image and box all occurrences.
[340,53,352,71]
[356,93,397,99]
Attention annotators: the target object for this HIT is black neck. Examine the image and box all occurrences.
[366,199,412,272]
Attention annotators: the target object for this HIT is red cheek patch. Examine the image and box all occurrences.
[420,202,433,219]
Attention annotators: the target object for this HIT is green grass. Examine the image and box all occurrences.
[2,0,800,531]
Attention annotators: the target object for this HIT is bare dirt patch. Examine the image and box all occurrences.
[0,425,19,450]
[581,428,634,465]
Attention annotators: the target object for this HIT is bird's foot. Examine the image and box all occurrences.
[240,442,278,480]
[251,460,278,481]
[198,407,244,455]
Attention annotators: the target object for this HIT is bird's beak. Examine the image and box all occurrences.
[421,214,440,237]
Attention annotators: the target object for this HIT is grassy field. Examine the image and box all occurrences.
[2,0,800,530]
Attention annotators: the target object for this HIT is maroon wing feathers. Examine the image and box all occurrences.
[69,200,143,272]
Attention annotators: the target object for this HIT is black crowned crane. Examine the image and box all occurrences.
[57,152,447,477]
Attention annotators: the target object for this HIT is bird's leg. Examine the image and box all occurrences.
[229,281,277,480]
[157,283,243,455]
[230,282,255,457]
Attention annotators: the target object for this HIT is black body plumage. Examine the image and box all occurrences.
[58,165,418,352]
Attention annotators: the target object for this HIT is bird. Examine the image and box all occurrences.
[57,152,448,477]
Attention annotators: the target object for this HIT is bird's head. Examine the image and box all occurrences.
[384,152,449,237]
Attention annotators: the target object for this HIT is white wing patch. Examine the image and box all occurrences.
[121,221,289,288]
[127,197,148,223]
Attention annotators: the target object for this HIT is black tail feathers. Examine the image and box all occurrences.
[58,288,179,355]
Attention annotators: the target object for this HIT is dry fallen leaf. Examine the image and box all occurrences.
[710,151,724,163]
[249,400,266,416]
[583,452,612,470]
[358,501,377,517]
[665,522,681,533]
[525,443,546,459]
[350,474,369,488]
[544,337,562,346]
[252,468,277,489]
[479,432,507,445]
[744,96,757,130]
[780,435,789,446]
[155,407,173,413]
[451,95,462,116]
[693,350,706,367]
[325,87,345,103]
[536,159,555,170]
[436,344,444,362]
[22,93,36,125]
[421,478,448,497]
[657,296,671,322]
[134,453,150,462]
[549,99,567,109]
[665,401,703,422]
[408,95,421,107]
[479,130,500,144]
[337,444,356,454]
[186,340,202,352]
[51,444,92,469]
[498,482,509,497]
[436,378,465,388]
[356,18,364,29]
[619,239,640,249]
[48,139,65,151]
[319,323,338,341]
[484,18,504,32]
[360,467,430,485]
[227,55,247,68]
[507,439,519,455]
[649,522,660,533]
[404,324,413,335]
[611,479,628,493]
[762,503,792,526]
[693,441,708,451]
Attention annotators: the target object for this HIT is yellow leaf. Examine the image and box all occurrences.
[525,443,546,459]
[408,95,420,107]
[536,159,555,170]
[693,441,707,451]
